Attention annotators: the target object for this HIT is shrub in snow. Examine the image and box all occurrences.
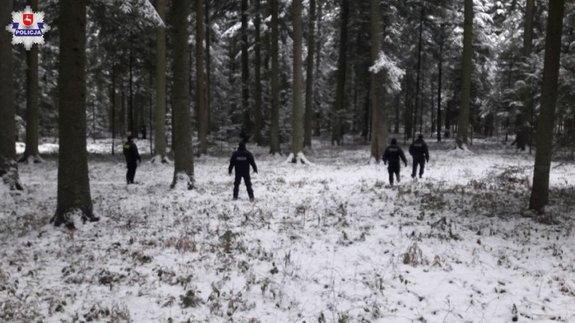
[402,242,427,266]
[180,289,203,308]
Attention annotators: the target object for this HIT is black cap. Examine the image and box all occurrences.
[238,142,246,149]
[391,138,397,145]
[127,135,133,141]
[418,134,423,140]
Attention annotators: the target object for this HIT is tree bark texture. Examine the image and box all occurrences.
[154,0,167,160]
[269,0,281,154]
[437,25,444,142]
[413,7,424,140]
[171,0,195,189]
[0,0,22,190]
[291,0,305,159]
[332,0,349,146]
[197,0,208,155]
[529,0,565,215]
[254,0,263,145]
[53,0,95,225]
[369,0,387,161]
[20,0,41,163]
[523,0,535,153]
[457,0,473,147]
[304,0,316,148]
[241,0,251,137]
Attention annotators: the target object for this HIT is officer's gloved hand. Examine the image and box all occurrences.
[426,157,429,162]
[404,162,407,167]
[383,161,387,165]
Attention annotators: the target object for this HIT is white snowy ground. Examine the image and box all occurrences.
[2,138,575,323]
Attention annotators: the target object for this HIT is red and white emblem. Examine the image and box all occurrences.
[23,13,34,26]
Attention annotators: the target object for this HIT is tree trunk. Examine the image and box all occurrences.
[52,0,96,226]
[254,0,263,145]
[171,0,195,189]
[291,0,305,161]
[111,63,116,155]
[394,94,400,134]
[129,44,135,136]
[529,0,565,217]
[332,0,349,146]
[369,0,386,161]
[197,0,208,155]
[269,0,281,154]
[153,0,167,162]
[19,0,42,164]
[413,7,424,140]
[205,0,211,134]
[241,0,251,138]
[313,1,322,137]
[431,79,435,135]
[522,0,534,57]
[304,0,316,148]
[456,0,473,148]
[523,0,535,153]
[404,91,413,141]
[0,0,22,190]
[437,25,444,142]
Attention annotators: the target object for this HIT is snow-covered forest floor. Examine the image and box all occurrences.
[2,138,575,323]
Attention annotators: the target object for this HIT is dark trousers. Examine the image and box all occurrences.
[412,159,425,178]
[233,174,254,199]
[387,164,401,185]
[127,162,137,184]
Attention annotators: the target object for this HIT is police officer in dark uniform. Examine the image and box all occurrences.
[229,142,258,201]
[382,138,407,186]
[123,135,141,184]
[409,134,430,179]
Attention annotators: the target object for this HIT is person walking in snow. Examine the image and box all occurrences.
[409,134,430,179]
[123,135,141,184]
[382,138,407,186]
[229,142,258,201]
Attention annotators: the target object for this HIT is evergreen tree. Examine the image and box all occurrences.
[0,0,23,190]
[152,0,168,163]
[332,0,349,146]
[456,0,473,148]
[171,0,195,189]
[269,0,281,154]
[529,0,566,218]
[253,0,263,146]
[52,0,97,226]
[19,0,43,164]
[304,0,316,148]
[197,0,208,155]
[290,0,305,162]
[240,0,251,137]
[369,0,386,162]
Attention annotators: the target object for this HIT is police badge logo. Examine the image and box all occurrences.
[5,5,50,50]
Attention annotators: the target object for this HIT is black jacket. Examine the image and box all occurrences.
[409,139,429,161]
[382,144,407,166]
[229,148,258,176]
[123,141,141,164]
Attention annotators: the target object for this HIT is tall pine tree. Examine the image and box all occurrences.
[529,0,566,218]
[0,0,22,190]
[456,0,473,148]
[52,0,97,226]
[171,0,195,189]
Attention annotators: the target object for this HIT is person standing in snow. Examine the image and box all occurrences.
[229,142,258,201]
[382,138,407,186]
[409,134,430,179]
[123,135,141,184]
